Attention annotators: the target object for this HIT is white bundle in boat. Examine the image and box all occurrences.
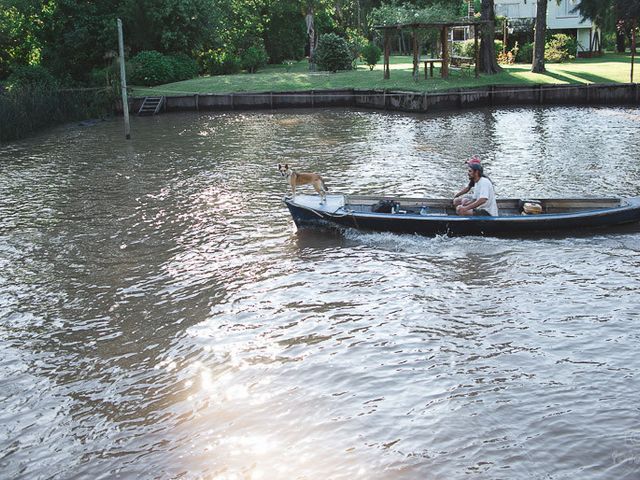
[522,201,543,215]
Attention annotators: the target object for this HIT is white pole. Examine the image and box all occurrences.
[117,18,131,139]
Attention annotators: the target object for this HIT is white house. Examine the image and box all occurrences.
[494,0,600,55]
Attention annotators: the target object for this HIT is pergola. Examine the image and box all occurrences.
[374,20,489,80]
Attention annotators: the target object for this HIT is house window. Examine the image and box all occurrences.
[560,0,579,18]
[495,3,520,18]
[452,27,466,41]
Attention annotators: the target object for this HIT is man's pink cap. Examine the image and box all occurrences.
[466,155,481,166]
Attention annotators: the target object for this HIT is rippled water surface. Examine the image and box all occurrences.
[1,107,640,479]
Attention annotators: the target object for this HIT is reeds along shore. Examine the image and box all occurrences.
[0,87,116,143]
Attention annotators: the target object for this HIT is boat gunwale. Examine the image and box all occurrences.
[285,195,639,222]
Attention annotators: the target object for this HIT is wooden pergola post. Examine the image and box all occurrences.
[441,26,449,78]
[383,29,390,79]
[474,25,479,78]
[374,20,487,80]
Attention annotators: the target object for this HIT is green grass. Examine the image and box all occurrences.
[131,53,639,97]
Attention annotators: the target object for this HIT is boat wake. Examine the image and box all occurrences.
[342,228,482,254]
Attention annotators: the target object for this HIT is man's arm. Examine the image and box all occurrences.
[460,197,487,211]
[454,184,471,198]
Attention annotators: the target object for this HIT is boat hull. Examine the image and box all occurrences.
[284,195,640,237]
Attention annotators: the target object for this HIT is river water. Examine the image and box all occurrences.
[1,106,640,479]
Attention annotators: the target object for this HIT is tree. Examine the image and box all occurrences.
[34,0,217,82]
[479,0,501,74]
[532,0,548,73]
[573,0,640,53]
[0,0,48,79]
[572,0,619,51]
[262,1,307,63]
[306,3,317,70]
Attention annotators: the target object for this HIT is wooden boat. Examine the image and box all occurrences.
[284,194,640,237]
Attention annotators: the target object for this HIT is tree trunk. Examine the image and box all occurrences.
[479,0,502,74]
[306,7,316,71]
[617,31,626,53]
[632,20,636,83]
[532,0,548,73]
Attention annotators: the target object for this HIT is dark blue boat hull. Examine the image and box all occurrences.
[285,197,640,237]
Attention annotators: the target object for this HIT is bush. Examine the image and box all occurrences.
[545,34,576,63]
[602,32,617,52]
[452,39,503,59]
[516,42,534,63]
[126,51,197,85]
[361,43,382,71]
[167,53,198,82]
[346,29,368,68]
[7,65,58,92]
[198,49,241,76]
[127,51,174,86]
[89,62,118,88]
[314,33,352,72]
[452,39,476,58]
[240,45,269,73]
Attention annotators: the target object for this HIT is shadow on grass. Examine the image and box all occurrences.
[538,70,584,84]
[567,70,630,84]
[503,65,584,84]
[575,54,631,64]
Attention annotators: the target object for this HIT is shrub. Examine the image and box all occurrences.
[361,43,382,71]
[602,32,617,52]
[452,39,503,59]
[545,34,576,63]
[498,42,519,64]
[7,65,58,92]
[240,45,269,73]
[314,33,352,72]
[89,59,121,88]
[198,49,241,76]
[452,39,476,58]
[127,51,174,86]
[516,42,534,63]
[167,53,198,82]
[346,29,368,68]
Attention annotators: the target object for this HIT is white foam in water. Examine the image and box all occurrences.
[343,228,492,255]
[339,227,600,260]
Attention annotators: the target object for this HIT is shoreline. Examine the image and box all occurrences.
[123,83,640,114]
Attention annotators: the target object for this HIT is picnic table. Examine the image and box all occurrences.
[422,58,444,78]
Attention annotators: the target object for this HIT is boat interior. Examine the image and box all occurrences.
[344,196,624,217]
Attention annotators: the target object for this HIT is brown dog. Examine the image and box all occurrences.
[278,163,328,203]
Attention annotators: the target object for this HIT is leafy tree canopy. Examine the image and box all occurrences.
[369,1,460,27]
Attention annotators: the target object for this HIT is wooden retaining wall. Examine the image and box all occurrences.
[127,84,640,114]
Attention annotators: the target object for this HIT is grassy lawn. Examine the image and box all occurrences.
[131,53,638,97]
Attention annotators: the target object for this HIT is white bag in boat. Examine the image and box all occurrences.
[522,201,543,215]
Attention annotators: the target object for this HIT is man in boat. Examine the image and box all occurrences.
[453,156,481,206]
[454,159,498,216]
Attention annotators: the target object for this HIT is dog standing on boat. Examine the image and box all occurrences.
[278,164,328,203]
